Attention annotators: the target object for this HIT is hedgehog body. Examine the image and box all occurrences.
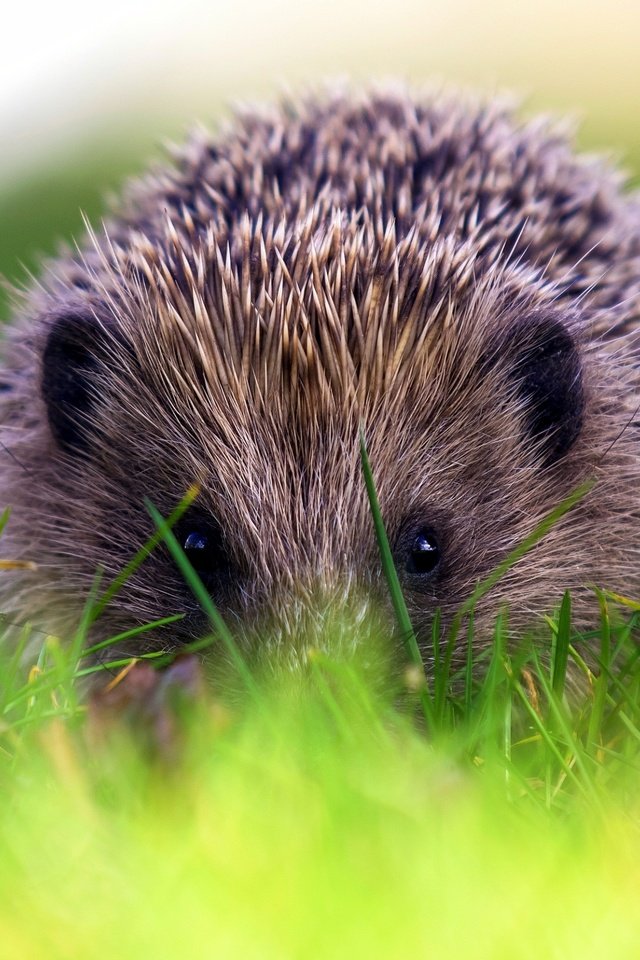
[1,88,640,664]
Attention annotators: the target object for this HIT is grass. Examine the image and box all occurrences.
[2,602,640,958]
[1,455,640,958]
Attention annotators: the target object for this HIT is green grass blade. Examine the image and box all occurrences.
[513,678,590,802]
[91,484,200,623]
[80,613,186,658]
[464,613,475,715]
[0,507,11,538]
[359,429,434,726]
[533,655,599,799]
[74,651,166,679]
[551,591,572,698]
[359,430,420,667]
[448,479,594,642]
[144,498,259,699]
[587,589,612,755]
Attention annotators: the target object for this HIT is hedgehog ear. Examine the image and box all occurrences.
[507,316,584,465]
[41,310,115,454]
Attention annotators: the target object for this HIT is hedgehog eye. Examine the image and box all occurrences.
[184,531,209,553]
[181,527,226,577]
[407,528,441,577]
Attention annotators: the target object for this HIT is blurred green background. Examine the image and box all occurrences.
[1,0,638,321]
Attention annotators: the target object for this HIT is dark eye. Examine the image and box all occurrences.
[407,528,441,577]
[184,531,209,553]
[180,524,226,578]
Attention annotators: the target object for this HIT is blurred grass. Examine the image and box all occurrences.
[3,601,640,959]
[0,139,153,322]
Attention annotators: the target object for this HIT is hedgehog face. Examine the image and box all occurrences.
[29,240,592,657]
[2,89,639,665]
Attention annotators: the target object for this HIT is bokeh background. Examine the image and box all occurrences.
[2,0,638,321]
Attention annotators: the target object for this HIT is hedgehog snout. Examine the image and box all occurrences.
[230,576,396,671]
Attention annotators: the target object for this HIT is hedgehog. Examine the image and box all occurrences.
[0,86,639,675]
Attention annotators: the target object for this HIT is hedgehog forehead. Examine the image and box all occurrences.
[112,303,517,511]
[113,209,535,422]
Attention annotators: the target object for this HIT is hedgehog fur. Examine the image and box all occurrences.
[1,85,639,668]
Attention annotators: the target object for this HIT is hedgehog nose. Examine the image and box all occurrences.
[238,582,396,675]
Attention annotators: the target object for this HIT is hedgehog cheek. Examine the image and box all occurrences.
[40,311,111,454]
[508,317,585,466]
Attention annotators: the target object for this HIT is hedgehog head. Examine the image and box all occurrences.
[2,88,639,664]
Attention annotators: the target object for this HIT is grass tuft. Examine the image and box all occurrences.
[0,473,639,956]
